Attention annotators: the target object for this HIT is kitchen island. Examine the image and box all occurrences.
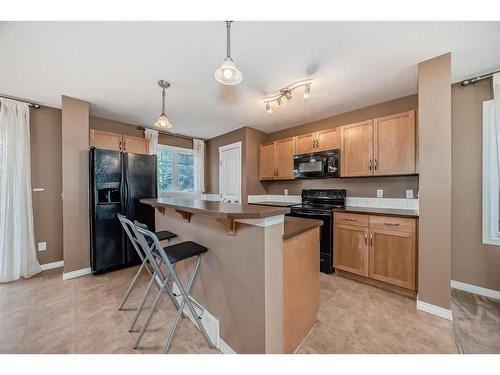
[140,198,322,354]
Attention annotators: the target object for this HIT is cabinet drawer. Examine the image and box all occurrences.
[334,212,369,227]
[369,215,416,233]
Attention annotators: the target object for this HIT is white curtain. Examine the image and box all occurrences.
[144,128,159,155]
[0,98,41,283]
[193,139,205,193]
[493,73,500,176]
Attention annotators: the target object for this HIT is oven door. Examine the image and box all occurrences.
[287,210,334,274]
[293,154,328,178]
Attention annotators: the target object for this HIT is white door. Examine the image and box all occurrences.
[219,142,242,203]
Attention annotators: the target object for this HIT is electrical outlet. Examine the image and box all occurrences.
[38,242,47,252]
[406,190,414,199]
[376,189,384,198]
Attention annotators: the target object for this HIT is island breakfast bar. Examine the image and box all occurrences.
[140,198,321,354]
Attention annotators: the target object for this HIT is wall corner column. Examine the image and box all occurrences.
[417,53,452,314]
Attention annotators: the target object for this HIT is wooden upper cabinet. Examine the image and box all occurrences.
[334,224,369,276]
[259,142,276,180]
[368,226,416,290]
[373,110,416,175]
[275,138,295,179]
[90,129,122,152]
[341,120,373,177]
[295,133,316,155]
[90,129,149,155]
[316,128,338,152]
[123,135,149,155]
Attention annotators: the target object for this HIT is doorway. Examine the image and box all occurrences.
[218,141,242,203]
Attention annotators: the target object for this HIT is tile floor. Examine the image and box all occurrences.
[1,267,499,354]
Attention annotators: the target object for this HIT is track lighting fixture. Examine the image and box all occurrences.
[261,79,313,114]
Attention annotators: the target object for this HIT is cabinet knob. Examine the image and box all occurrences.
[369,160,372,171]
[374,159,378,171]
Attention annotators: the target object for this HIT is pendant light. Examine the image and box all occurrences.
[215,21,243,85]
[154,80,173,129]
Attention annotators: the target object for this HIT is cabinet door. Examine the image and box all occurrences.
[340,120,373,177]
[123,135,149,155]
[259,142,276,180]
[373,110,416,175]
[275,138,295,180]
[295,133,316,155]
[368,228,416,290]
[90,129,122,151]
[334,224,369,276]
[316,128,338,151]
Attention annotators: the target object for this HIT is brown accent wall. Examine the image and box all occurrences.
[245,127,268,196]
[261,95,419,198]
[451,78,500,291]
[30,106,63,265]
[205,127,247,201]
[61,96,90,273]
[417,53,452,309]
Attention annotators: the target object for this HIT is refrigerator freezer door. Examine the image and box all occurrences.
[123,152,157,264]
[90,148,125,273]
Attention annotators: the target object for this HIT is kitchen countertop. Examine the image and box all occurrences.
[141,198,290,219]
[249,201,299,208]
[283,216,323,240]
[333,206,419,218]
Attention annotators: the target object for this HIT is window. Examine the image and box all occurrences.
[157,145,194,193]
[483,100,500,245]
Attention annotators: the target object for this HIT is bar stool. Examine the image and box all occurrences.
[117,214,177,332]
[132,222,214,353]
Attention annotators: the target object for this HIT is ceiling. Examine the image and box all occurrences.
[1,21,499,139]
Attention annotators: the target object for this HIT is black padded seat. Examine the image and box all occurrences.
[153,241,208,264]
[147,230,177,243]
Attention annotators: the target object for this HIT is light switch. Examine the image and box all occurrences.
[376,189,384,198]
[38,242,47,252]
[406,190,414,199]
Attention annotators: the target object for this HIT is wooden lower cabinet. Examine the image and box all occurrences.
[369,228,416,290]
[334,212,417,292]
[334,224,369,277]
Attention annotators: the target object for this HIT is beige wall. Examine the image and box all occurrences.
[61,96,90,273]
[451,78,500,291]
[418,53,452,309]
[261,95,419,198]
[205,127,247,201]
[30,106,63,265]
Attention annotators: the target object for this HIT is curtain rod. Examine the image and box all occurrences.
[0,94,41,108]
[137,125,207,143]
[460,69,500,87]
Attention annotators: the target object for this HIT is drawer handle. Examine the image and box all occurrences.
[383,222,399,226]
[345,218,357,221]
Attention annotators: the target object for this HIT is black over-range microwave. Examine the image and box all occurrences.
[293,149,340,179]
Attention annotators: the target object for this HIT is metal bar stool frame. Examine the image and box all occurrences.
[117,214,181,332]
[131,222,214,353]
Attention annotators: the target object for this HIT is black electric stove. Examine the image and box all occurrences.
[288,189,346,273]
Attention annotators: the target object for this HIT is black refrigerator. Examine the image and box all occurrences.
[90,147,157,274]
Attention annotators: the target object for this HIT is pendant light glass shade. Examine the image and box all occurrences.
[215,58,243,85]
[215,21,243,86]
[155,113,173,128]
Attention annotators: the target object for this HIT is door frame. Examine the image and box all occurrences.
[218,141,242,203]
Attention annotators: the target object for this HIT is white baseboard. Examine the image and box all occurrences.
[171,282,237,354]
[218,338,236,354]
[416,298,453,321]
[451,280,500,300]
[40,260,64,271]
[62,267,91,280]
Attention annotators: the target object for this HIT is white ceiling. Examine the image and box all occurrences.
[1,21,499,139]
